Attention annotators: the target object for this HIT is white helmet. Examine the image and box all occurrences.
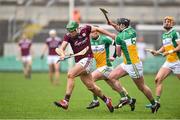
[49,29,56,35]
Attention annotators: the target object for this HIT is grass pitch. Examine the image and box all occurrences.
[0,72,180,119]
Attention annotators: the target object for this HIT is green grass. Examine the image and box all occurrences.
[0,72,180,119]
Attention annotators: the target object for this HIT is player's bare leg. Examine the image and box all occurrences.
[54,63,114,112]
[108,66,136,110]
[133,76,160,113]
[80,73,114,112]
[86,70,106,109]
[49,64,54,84]
[26,60,32,79]
[23,62,28,78]
[54,64,85,109]
[54,63,60,85]
[133,77,154,101]
[108,66,128,80]
[155,67,171,101]
[175,74,180,80]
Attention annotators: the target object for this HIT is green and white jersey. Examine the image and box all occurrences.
[91,34,113,68]
[162,27,180,62]
[115,27,140,64]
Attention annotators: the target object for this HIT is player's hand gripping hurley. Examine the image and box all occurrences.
[55,46,89,63]
[145,49,163,56]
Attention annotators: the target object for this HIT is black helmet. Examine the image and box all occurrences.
[117,18,130,27]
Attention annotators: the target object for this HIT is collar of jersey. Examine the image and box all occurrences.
[122,26,131,32]
[164,27,174,34]
[94,35,101,41]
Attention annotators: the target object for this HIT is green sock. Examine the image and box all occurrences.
[93,94,98,101]
[150,99,156,105]
[120,91,126,98]
[126,94,131,100]
[156,96,160,102]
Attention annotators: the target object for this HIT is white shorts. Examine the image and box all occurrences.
[22,55,32,63]
[47,55,59,64]
[120,62,143,79]
[97,66,113,78]
[162,61,180,74]
[77,57,94,73]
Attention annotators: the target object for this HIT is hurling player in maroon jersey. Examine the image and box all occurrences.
[41,29,62,85]
[18,34,33,79]
[54,21,115,112]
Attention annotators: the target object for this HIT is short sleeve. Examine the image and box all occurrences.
[103,36,113,45]
[85,25,92,35]
[63,34,70,43]
[174,32,180,42]
[115,35,122,45]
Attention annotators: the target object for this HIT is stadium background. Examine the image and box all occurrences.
[0,0,180,119]
[0,0,180,73]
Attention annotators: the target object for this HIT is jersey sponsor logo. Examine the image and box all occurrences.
[91,45,105,52]
[74,38,88,46]
[163,38,172,46]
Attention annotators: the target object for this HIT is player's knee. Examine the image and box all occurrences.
[87,86,96,92]
[67,72,75,79]
[155,77,162,84]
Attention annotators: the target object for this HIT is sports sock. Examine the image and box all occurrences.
[64,94,71,102]
[93,94,98,101]
[156,96,160,102]
[120,91,126,98]
[126,94,131,100]
[150,99,156,105]
[99,95,107,103]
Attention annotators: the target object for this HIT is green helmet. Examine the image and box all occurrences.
[66,21,79,32]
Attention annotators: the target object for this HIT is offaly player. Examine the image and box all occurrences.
[108,18,160,113]
[18,34,33,79]
[41,29,62,85]
[147,16,180,107]
[86,27,136,111]
[54,21,116,112]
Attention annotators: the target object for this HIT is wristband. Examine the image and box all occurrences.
[168,50,174,54]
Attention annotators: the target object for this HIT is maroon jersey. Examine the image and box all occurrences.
[46,37,62,55]
[18,39,32,56]
[63,25,93,62]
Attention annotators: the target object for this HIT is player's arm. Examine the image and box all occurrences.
[150,46,165,56]
[108,20,119,32]
[57,41,68,60]
[40,44,48,59]
[30,43,34,59]
[109,41,117,61]
[173,40,180,52]
[91,26,116,40]
[17,45,22,60]
[116,45,122,57]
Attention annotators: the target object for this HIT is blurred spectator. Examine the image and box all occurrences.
[73,9,81,23]
[136,37,147,61]
[17,34,33,79]
[41,29,62,85]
